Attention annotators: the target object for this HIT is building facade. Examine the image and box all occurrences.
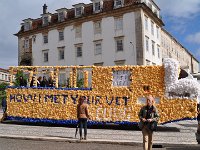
[15,0,199,73]
[161,29,199,73]
[0,68,10,84]
[15,0,163,67]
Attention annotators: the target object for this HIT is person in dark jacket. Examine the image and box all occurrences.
[77,96,90,140]
[1,97,7,122]
[19,76,27,86]
[138,95,159,150]
[48,76,54,87]
[41,76,49,87]
[1,97,7,114]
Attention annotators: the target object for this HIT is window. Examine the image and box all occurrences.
[145,36,149,51]
[76,45,82,57]
[94,21,101,34]
[5,75,7,81]
[32,35,36,43]
[43,50,49,62]
[151,21,154,35]
[144,15,148,30]
[156,26,159,39]
[115,17,123,30]
[157,45,160,58]
[94,41,102,55]
[146,59,151,65]
[114,0,123,8]
[75,26,82,38]
[59,31,64,41]
[152,41,155,55]
[43,16,49,26]
[115,38,123,52]
[114,60,125,66]
[94,62,103,66]
[58,12,65,22]
[76,7,82,17]
[24,39,29,49]
[94,2,101,12]
[43,35,48,44]
[24,22,30,31]
[152,63,156,66]
[58,47,65,60]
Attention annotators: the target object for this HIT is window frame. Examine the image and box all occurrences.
[43,35,48,44]
[151,21,154,35]
[114,0,123,8]
[115,37,124,52]
[145,36,149,51]
[152,41,155,56]
[75,25,82,38]
[115,17,123,31]
[94,40,102,55]
[94,21,102,34]
[43,16,49,26]
[59,31,64,41]
[58,47,65,60]
[58,12,65,22]
[43,50,49,62]
[144,15,148,31]
[75,45,83,57]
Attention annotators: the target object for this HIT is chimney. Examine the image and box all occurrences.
[43,4,48,14]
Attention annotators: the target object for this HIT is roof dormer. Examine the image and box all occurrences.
[114,0,124,9]
[91,0,103,13]
[73,3,85,18]
[41,4,51,26]
[23,18,32,31]
[56,8,68,22]
[41,13,52,26]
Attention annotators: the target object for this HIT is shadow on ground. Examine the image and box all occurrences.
[1,119,180,132]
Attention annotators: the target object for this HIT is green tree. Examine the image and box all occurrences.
[14,70,27,86]
[0,82,9,105]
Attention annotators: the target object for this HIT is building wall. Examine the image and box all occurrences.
[0,70,10,83]
[161,29,199,73]
[32,12,137,66]
[142,10,162,66]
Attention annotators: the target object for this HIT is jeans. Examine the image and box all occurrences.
[78,118,87,139]
[2,107,6,114]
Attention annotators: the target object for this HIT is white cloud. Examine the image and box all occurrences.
[155,0,200,19]
[186,32,200,44]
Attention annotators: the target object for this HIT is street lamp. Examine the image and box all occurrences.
[130,42,136,65]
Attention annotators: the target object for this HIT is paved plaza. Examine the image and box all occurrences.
[0,110,199,148]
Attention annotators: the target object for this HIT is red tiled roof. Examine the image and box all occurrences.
[18,0,156,33]
[0,68,9,73]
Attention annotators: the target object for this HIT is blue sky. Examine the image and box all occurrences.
[0,0,200,69]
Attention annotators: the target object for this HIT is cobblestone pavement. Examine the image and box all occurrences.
[0,110,199,146]
[0,120,198,145]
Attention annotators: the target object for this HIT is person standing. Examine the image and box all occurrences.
[19,76,27,86]
[1,97,7,122]
[77,96,90,140]
[41,76,49,87]
[138,95,159,150]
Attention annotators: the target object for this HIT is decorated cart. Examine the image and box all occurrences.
[5,58,199,125]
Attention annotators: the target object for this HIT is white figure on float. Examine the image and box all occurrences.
[163,58,200,99]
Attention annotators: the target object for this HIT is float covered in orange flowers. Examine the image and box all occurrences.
[6,58,199,125]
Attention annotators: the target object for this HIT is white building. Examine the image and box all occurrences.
[15,0,164,67]
[0,68,10,84]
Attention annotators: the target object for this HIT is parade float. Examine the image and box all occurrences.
[5,58,200,125]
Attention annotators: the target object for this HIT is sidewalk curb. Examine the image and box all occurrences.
[0,134,199,148]
[0,134,143,146]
